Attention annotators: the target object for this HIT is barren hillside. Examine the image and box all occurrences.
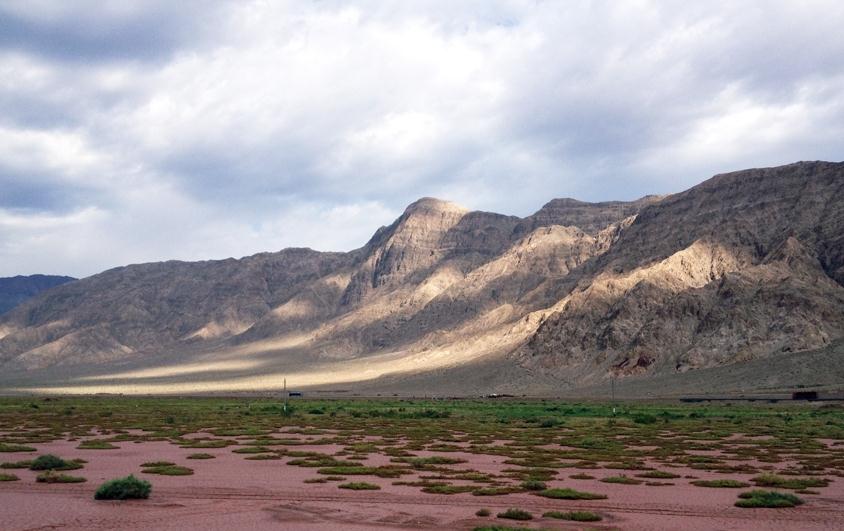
[1,161,841,395]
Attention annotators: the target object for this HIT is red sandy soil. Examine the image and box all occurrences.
[1,437,843,530]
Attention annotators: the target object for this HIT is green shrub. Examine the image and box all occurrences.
[0,472,19,481]
[186,453,215,459]
[29,455,80,471]
[735,490,804,508]
[475,508,491,517]
[497,508,532,520]
[95,475,151,500]
[520,479,546,491]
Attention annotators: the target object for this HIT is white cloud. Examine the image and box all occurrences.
[0,0,843,276]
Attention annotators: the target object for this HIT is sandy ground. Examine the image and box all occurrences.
[2,437,843,530]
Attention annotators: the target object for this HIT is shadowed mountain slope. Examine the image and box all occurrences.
[0,275,76,315]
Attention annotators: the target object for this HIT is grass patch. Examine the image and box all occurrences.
[186,453,215,459]
[751,474,829,490]
[422,484,475,494]
[569,473,595,480]
[338,481,380,490]
[636,470,680,479]
[95,475,151,500]
[601,475,642,485]
[497,508,532,521]
[77,440,118,450]
[141,464,193,476]
[735,490,804,508]
[520,479,546,491]
[36,470,86,483]
[535,488,607,500]
[0,472,19,481]
[0,443,36,452]
[543,510,602,522]
[475,508,491,517]
[0,460,32,469]
[317,466,406,478]
[473,486,522,496]
[691,479,750,488]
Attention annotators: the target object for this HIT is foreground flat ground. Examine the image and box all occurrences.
[1,397,843,530]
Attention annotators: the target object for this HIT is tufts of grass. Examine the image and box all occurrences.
[691,479,750,488]
[141,464,193,476]
[0,443,36,453]
[497,508,532,521]
[94,475,151,500]
[317,466,406,478]
[0,460,32,469]
[472,527,534,531]
[36,470,87,483]
[735,490,804,508]
[0,472,19,481]
[422,484,475,494]
[392,456,467,468]
[338,481,380,490]
[186,453,215,459]
[543,510,602,522]
[601,475,642,485]
[77,440,118,450]
[244,454,281,460]
[535,488,607,500]
[232,446,270,454]
[475,508,491,517]
[569,473,595,480]
[751,474,829,490]
[472,486,522,496]
[636,470,680,479]
[520,479,546,491]
[141,461,174,468]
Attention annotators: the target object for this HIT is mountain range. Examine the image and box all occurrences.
[1,161,842,396]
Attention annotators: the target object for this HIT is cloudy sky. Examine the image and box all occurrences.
[1,0,842,277]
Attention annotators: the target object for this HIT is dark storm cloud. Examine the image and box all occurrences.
[0,1,226,63]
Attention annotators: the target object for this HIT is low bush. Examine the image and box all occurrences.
[94,475,151,500]
[475,508,491,517]
[0,472,19,481]
[497,508,532,520]
[735,490,804,508]
[751,474,829,490]
[29,455,80,471]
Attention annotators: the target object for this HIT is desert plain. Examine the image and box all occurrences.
[1,397,843,531]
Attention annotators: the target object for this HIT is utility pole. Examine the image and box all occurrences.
[283,378,288,415]
[611,375,616,415]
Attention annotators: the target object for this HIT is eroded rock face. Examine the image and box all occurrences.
[521,161,844,382]
[1,161,842,390]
